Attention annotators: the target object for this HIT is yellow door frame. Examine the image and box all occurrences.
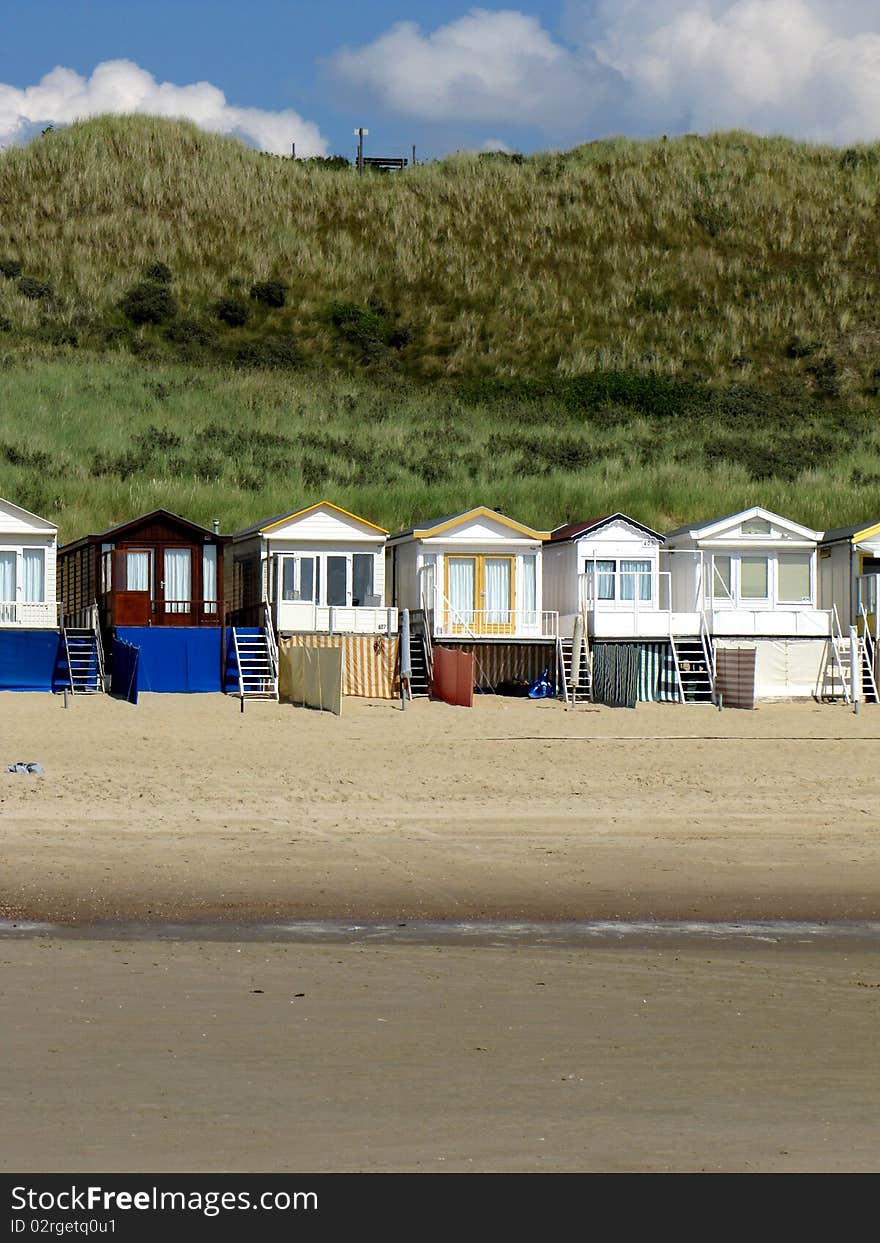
[444,554,515,635]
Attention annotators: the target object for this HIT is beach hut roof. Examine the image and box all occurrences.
[548,514,664,543]
[822,521,880,546]
[0,495,57,534]
[60,508,226,551]
[232,500,388,539]
[665,505,823,544]
[388,506,550,542]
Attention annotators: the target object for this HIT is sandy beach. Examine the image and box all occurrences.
[3,691,880,1173]
[1,692,879,923]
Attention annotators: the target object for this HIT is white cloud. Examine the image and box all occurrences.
[331,3,880,144]
[0,59,328,155]
[481,137,514,153]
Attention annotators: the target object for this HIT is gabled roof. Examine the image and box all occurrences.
[0,495,57,533]
[60,508,225,552]
[665,505,823,544]
[822,520,880,546]
[389,506,549,542]
[549,513,664,543]
[233,500,387,539]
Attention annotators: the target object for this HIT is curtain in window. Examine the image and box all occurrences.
[202,546,217,613]
[164,548,191,613]
[0,551,15,601]
[740,556,769,599]
[419,554,436,612]
[22,548,45,603]
[584,560,615,601]
[126,551,150,592]
[484,558,511,625]
[620,560,651,602]
[521,554,537,622]
[448,558,475,624]
[777,554,811,603]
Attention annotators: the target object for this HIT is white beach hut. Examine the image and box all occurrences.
[0,496,58,629]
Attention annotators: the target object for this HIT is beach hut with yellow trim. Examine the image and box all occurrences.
[819,520,880,640]
[385,507,555,690]
[229,501,393,635]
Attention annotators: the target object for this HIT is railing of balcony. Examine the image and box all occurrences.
[0,600,60,627]
[435,605,558,639]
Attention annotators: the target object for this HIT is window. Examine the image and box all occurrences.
[164,548,191,613]
[281,556,318,603]
[352,553,374,606]
[777,554,811,603]
[705,555,732,602]
[125,550,151,593]
[22,548,45,603]
[419,553,436,612]
[620,559,652,602]
[0,551,14,601]
[327,556,347,607]
[522,554,537,617]
[584,559,615,601]
[100,543,114,593]
[202,546,217,613]
[742,517,771,535]
[740,556,769,599]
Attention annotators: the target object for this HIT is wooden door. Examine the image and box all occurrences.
[114,548,153,626]
[478,556,514,635]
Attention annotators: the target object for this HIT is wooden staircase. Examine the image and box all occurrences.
[232,627,278,701]
[61,627,105,694]
[558,635,592,700]
[670,633,715,704]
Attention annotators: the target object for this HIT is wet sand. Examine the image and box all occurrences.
[2,693,880,924]
[3,937,880,1173]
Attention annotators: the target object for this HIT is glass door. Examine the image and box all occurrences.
[446,556,476,633]
[480,556,513,634]
[163,547,192,618]
[327,556,348,607]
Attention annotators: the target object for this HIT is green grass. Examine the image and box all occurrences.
[2,354,879,542]
[2,116,880,538]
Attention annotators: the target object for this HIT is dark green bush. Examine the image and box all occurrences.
[17,276,53,300]
[213,297,249,327]
[120,280,177,324]
[163,318,218,347]
[0,257,23,280]
[0,315,10,333]
[786,336,822,359]
[143,261,173,283]
[250,280,287,308]
[233,335,300,369]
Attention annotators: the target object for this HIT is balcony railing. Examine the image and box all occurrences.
[435,607,558,640]
[275,600,398,634]
[0,600,60,628]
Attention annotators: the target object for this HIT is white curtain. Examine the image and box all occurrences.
[0,551,15,601]
[621,559,651,602]
[164,548,191,613]
[585,560,615,602]
[448,558,475,623]
[521,554,537,621]
[484,558,511,625]
[202,546,217,613]
[22,548,45,602]
[126,550,150,592]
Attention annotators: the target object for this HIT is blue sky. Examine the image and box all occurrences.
[2,2,879,157]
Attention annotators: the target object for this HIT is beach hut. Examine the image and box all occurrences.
[0,497,61,691]
[663,506,830,700]
[386,507,554,691]
[228,502,397,700]
[57,510,229,695]
[542,513,713,705]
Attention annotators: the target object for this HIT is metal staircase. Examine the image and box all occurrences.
[61,626,105,694]
[670,618,715,704]
[821,607,878,703]
[407,619,431,697]
[232,621,278,701]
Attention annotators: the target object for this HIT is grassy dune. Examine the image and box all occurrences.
[1,116,880,537]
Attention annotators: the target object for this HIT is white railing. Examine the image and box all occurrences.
[275,601,398,634]
[0,600,60,628]
[435,605,558,639]
[578,569,676,614]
